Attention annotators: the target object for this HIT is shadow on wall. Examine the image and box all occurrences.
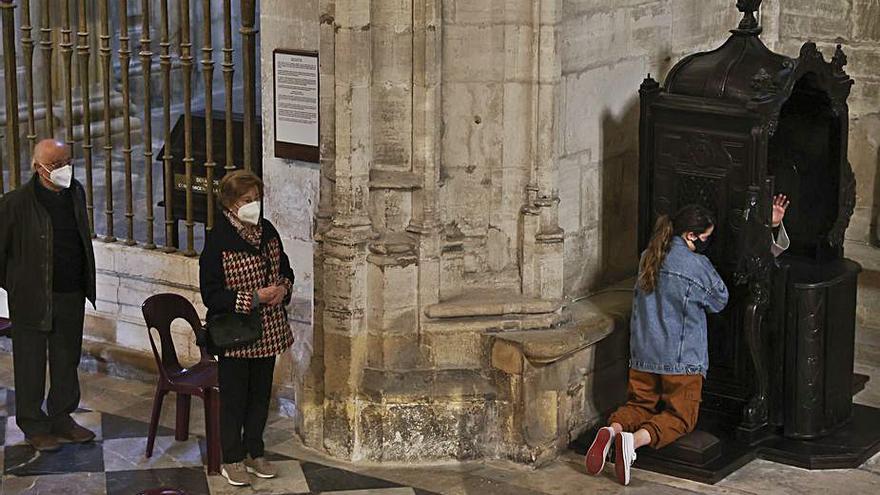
[597,52,676,287]
[598,101,641,287]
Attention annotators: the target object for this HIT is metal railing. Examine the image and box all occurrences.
[0,0,259,255]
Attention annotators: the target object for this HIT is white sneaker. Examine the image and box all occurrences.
[585,426,615,475]
[244,455,278,479]
[614,431,637,486]
[221,462,251,486]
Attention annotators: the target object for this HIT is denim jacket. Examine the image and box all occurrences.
[629,237,729,376]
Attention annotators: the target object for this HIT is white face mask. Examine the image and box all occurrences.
[41,164,73,189]
[237,200,261,225]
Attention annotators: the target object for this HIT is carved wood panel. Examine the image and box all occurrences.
[651,125,754,399]
[652,126,749,272]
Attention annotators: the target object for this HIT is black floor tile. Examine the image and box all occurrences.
[4,441,105,476]
[102,411,174,440]
[299,461,402,492]
[106,467,210,495]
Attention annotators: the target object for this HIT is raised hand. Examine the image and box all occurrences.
[772,194,790,228]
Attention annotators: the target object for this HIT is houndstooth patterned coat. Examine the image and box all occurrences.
[199,210,294,358]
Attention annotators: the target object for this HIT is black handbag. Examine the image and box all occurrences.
[206,304,263,349]
[206,240,270,349]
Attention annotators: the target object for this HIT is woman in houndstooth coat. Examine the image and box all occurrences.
[199,170,294,487]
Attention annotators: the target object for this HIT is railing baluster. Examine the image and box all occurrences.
[202,0,215,231]
[241,0,256,173]
[1,0,259,251]
[222,0,234,173]
[61,0,74,160]
[39,0,53,137]
[1,0,22,189]
[140,0,155,249]
[21,0,37,151]
[120,0,135,245]
[99,0,115,242]
[180,0,195,256]
[160,0,175,252]
[77,0,95,236]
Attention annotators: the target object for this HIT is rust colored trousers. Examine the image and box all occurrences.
[608,369,703,449]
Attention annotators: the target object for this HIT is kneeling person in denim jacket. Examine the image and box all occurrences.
[585,197,792,485]
[585,205,726,485]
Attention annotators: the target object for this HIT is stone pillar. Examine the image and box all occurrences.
[406,0,442,313]
[268,0,639,464]
[520,0,564,301]
[319,0,374,458]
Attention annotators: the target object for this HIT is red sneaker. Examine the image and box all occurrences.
[585,426,614,475]
[614,431,636,486]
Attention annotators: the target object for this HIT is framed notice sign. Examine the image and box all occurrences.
[273,49,319,162]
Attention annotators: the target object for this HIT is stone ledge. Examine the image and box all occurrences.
[491,284,633,369]
[486,282,634,466]
[424,289,562,319]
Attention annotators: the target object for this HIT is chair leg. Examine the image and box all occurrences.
[146,386,168,458]
[204,387,222,475]
[175,393,192,441]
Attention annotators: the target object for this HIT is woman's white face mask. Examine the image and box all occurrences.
[41,163,73,189]
[237,200,261,225]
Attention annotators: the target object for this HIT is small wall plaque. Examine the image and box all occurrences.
[273,49,319,162]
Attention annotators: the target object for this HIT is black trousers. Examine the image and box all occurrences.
[218,355,276,463]
[11,291,85,437]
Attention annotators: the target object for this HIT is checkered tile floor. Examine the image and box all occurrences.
[0,388,436,495]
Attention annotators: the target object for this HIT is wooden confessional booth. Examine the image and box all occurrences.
[631,0,880,483]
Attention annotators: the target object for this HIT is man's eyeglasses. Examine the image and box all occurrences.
[36,160,72,171]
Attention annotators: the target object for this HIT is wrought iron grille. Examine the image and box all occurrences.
[0,0,259,255]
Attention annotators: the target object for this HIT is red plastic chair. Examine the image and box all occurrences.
[142,293,221,474]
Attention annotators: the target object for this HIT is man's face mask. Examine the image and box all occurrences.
[40,162,73,189]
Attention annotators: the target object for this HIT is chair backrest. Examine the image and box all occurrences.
[142,293,203,379]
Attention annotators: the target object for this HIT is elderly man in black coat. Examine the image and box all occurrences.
[0,139,97,451]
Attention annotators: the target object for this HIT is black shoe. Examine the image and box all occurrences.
[53,421,96,444]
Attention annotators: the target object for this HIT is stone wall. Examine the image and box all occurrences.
[558,0,740,298]
[258,0,321,438]
[761,0,880,247]
[440,0,540,293]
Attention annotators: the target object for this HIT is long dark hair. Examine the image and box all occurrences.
[638,205,715,293]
